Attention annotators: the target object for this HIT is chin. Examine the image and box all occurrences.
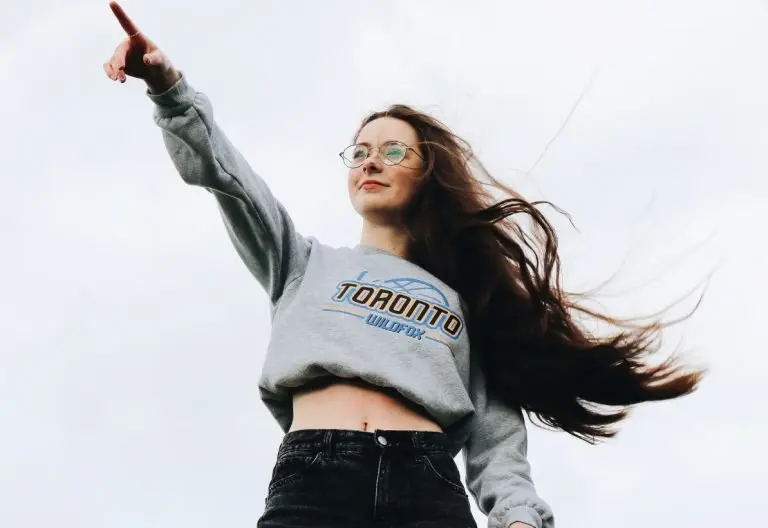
[355,202,403,224]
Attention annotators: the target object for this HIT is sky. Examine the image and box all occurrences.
[1,0,766,526]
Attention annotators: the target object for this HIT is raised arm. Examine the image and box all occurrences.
[103,2,310,303]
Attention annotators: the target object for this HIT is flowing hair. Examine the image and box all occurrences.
[354,104,706,443]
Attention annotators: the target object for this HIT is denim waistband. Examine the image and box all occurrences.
[277,428,459,459]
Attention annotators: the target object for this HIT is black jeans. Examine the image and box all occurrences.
[257,429,478,528]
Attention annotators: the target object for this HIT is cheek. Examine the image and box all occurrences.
[392,170,421,203]
[347,169,364,209]
[347,169,358,194]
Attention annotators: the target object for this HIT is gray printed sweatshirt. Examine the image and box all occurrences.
[147,74,554,528]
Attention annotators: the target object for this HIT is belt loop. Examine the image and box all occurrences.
[410,432,419,449]
[324,430,334,458]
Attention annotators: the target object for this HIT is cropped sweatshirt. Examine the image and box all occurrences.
[147,74,554,528]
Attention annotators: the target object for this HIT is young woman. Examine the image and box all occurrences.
[103,3,705,527]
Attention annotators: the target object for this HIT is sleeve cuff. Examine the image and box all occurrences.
[491,504,543,528]
[145,73,196,118]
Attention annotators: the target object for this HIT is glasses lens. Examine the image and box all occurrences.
[343,144,368,166]
[381,142,407,165]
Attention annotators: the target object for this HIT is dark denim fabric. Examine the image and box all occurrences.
[257,429,478,528]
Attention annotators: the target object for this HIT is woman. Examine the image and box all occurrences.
[103,3,705,527]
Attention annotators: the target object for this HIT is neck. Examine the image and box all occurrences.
[359,220,409,259]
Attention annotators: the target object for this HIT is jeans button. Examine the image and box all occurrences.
[377,435,388,446]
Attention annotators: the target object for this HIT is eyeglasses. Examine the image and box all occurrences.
[339,141,423,168]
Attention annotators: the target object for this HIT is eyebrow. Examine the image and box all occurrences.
[356,140,401,146]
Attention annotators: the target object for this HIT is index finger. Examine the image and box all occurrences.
[109,1,140,36]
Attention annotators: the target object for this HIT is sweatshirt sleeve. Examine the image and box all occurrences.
[146,74,310,304]
[462,353,555,528]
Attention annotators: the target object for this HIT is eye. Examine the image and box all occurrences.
[352,146,368,160]
[382,142,406,161]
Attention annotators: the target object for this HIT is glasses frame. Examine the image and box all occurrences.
[338,140,424,168]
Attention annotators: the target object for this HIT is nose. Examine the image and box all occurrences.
[361,147,383,174]
[362,159,380,173]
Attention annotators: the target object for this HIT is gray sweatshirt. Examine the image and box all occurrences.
[147,74,554,528]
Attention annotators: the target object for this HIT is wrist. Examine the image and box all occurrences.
[145,68,181,95]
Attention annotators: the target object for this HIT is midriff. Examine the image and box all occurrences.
[289,377,444,433]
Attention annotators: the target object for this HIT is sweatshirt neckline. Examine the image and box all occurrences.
[354,244,402,259]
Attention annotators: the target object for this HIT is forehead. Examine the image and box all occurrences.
[357,117,419,145]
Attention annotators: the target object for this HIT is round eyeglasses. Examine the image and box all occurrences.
[339,141,422,168]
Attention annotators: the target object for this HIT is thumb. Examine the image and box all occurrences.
[143,49,166,67]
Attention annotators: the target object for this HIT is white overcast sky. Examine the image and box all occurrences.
[1,0,766,526]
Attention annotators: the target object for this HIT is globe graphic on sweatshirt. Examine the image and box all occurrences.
[372,277,450,307]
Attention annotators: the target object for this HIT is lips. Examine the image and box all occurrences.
[359,179,387,189]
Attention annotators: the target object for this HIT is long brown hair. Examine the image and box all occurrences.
[355,104,706,443]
